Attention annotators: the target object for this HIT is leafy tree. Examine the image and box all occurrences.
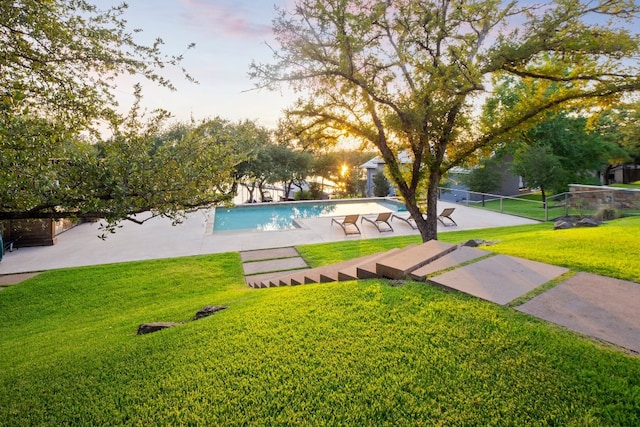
[512,144,565,204]
[265,145,314,200]
[1,0,194,133]
[460,159,502,206]
[373,171,391,197]
[250,0,640,241]
[232,122,274,202]
[0,1,246,232]
[595,102,640,183]
[0,98,246,236]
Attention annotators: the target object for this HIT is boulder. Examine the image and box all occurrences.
[194,305,228,320]
[461,239,485,247]
[553,220,574,230]
[554,216,601,230]
[577,218,600,227]
[137,322,180,335]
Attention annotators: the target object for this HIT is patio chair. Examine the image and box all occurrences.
[331,214,361,235]
[361,212,394,232]
[391,213,419,229]
[437,208,457,226]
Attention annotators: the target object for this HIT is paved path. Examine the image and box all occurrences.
[518,273,640,354]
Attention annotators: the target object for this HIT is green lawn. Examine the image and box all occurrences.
[472,194,550,221]
[610,182,640,189]
[1,218,639,425]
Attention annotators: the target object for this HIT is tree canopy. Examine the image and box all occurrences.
[0,1,245,232]
[1,0,194,132]
[251,0,640,241]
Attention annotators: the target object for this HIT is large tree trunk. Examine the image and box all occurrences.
[395,169,439,243]
[423,170,440,241]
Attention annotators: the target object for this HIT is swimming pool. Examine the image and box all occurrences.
[213,199,407,232]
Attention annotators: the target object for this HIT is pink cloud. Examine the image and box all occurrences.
[181,0,273,38]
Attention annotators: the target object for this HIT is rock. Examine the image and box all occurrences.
[194,305,228,320]
[554,216,601,229]
[137,322,180,335]
[577,218,600,227]
[554,220,574,230]
[461,239,484,247]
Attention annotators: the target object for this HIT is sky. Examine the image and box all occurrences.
[110,0,638,132]
[111,0,296,129]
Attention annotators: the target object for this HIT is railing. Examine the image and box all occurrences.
[438,186,640,222]
[439,188,549,221]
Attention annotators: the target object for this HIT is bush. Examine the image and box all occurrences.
[309,182,324,199]
[294,190,312,200]
[593,206,620,221]
[373,171,391,197]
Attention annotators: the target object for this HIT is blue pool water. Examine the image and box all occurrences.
[213,199,407,232]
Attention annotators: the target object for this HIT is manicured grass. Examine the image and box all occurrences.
[610,183,640,189]
[299,217,640,282]
[476,195,549,220]
[1,218,640,425]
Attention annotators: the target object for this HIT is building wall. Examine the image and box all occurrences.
[2,218,81,248]
[612,165,640,184]
[2,219,57,247]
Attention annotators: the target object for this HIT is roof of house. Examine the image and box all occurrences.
[360,152,413,169]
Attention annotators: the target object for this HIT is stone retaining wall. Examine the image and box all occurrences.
[568,184,640,211]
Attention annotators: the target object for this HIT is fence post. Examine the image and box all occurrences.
[544,200,548,222]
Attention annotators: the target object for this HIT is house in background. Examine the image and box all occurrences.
[1,218,80,249]
[441,156,522,202]
[361,152,412,197]
[362,153,521,201]
[608,164,640,184]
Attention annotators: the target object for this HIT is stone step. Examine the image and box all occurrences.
[250,247,411,287]
[285,255,387,285]
[429,254,570,305]
[246,241,464,287]
[376,240,457,279]
[240,247,300,262]
[356,247,412,279]
[245,270,308,288]
[242,257,308,276]
[338,250,402,281]
[409,246,490,281]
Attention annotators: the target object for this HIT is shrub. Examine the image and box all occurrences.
[593,206,619,221]
[373,171,391,197]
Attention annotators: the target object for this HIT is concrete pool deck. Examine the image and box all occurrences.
[0,201,538,275]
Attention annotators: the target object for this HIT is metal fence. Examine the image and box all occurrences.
[439,186,640,222]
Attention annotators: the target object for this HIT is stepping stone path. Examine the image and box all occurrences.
[242,242,569,301]
[242,242,640,354]
[518,273,640,354]
[429,255,569,305]
[241,247,310,287]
